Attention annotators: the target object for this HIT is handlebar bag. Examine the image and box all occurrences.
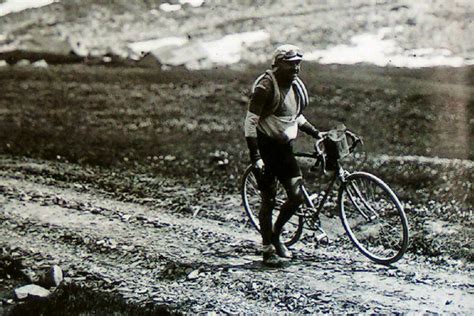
[328,129,350,158]
[324,129,349,170]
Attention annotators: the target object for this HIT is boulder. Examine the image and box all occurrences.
[39,265,63,287]
[32,59,48,68]
[187,269,200,280]
[14,284,51,300]
[15,59,30,66]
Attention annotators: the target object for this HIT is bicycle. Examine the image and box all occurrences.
[241,127,409,265]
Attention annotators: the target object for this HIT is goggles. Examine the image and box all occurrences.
[273,44,303,64]
[281,50,303,61]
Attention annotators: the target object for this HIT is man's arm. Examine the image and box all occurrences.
[244,84,270,164]
[244,112,261,162]
[297,115,321,138]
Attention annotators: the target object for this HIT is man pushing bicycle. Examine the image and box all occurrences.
[244,44,322,267]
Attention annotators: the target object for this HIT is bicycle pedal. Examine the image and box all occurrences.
[315,232,329,245]
[369,214,378,221]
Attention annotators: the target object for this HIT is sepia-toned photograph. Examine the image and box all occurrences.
[0,0,472,314]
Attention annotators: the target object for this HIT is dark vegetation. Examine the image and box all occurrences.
[0,249,179,315]
[0,51,84,65]
[7,283,176,316]
[1,62,472,184]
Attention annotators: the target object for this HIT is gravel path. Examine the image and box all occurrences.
[0,157,473,313]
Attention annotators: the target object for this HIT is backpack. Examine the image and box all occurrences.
[250,69,309,118]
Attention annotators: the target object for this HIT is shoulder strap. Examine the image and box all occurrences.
[265,70,280,115]
[251,72,267,92]
[250,71,309,117]
[250,70,280,118]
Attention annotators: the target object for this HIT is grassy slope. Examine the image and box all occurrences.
[0,63,472,207]
[0,63,473,263]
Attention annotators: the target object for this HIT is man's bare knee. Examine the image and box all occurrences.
[287,177,304,205]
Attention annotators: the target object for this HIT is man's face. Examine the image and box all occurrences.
[277,59,301,82]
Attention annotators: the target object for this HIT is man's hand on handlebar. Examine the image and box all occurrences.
[313,130,325,139]
[346,130,363,146]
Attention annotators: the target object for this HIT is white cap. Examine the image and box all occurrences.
[272,44,303,64]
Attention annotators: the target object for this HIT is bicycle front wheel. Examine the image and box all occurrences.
[241,165,303,246]
[338,172,409,265]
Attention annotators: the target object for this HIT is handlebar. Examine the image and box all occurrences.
[346,130,364,152]
[314,133,325,156]
[314,130,363,155]
[312,130,363,173]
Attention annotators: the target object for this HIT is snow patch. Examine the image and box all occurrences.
[202,31,270,65]
[306,28,472,68]
[0,0,59,17]
[127,37,188,59]
[159,0,204,12]
[130,30,270,67]
[159,3,181,12]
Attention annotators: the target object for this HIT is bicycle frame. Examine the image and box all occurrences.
[293,130,360,235]
[295,155,340,232]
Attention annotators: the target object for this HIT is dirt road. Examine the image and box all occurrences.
[0,156,472,314]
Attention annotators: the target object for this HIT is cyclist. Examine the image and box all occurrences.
[244,44,321,266]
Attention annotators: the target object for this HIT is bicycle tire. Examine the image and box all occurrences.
[241,165,304,246]
[338,171,409,265]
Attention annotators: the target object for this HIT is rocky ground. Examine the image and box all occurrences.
[0,156,473,314]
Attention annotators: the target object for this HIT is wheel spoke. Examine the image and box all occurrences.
[340,172,408,264]
[247,184,260,198]
[346,183,371,220]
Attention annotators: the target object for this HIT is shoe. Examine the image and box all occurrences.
[262,245,285,267]
[263,253,286,267]
[272,238,293,259]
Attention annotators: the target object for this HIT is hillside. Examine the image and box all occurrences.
[0,0,473,67]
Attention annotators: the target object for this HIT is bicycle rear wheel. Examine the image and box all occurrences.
[338,172,409,265]
[241,165,303,246]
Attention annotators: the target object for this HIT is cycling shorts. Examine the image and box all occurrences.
[256,130,302,189]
